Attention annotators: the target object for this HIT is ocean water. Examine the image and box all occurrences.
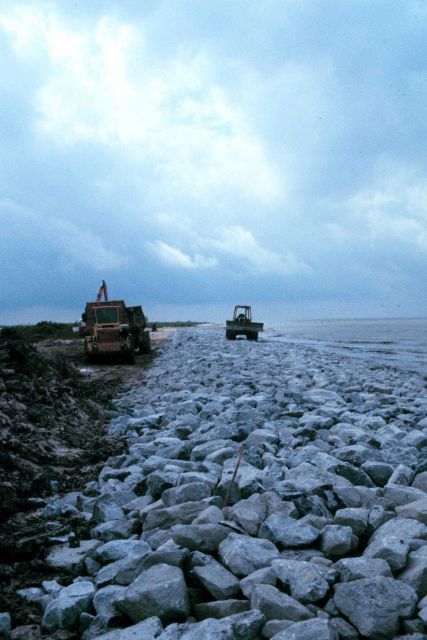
[265,318,427,375]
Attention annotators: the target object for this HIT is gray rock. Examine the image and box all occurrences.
[95,540,151,564]
[417,606,427,627]
[171,524,230,552]
[161,482,212,506]
[192,505,223,524]
[92,517,138,542]
[364,517,427,571]
[334,508,369,536]
[246,428,279,448]
[146,470,179,499]
[122,495,153,513]
[220,459,264,498]
[222,609,265,639]
[205,447,236,464]
[285,463,351,494]
[329,618,359,640]
[92,495,125,523]
[16,587,44,603]
[320,525,358,559]
[361,461,393,486]
[272,559,329,603]
[193,599,249,620]
[240,567,277,598]
[335,444,382,466]
[396,498,427,523]
[259,514,320,548]
[162,609,264,640]
[368,505,390,531]
[250,584,312,622]
[141,528,174,550]
[412,472,427,492]
[95,544,152,587]
[167,618,231,640]
[116,563,189,624]
[96,617,163,639]
[42,580,62,595]
[271,618,337,639]
[333,485,380,508]
[192,439,239,462]
[0,613,11,637]
[177,471,219,490]
[218,533,280,577]
[335,461,375,487]
[398,545,427,597]
[225,493,297,537]
[192,559,240,599]
[143,502,209,531]
[387,464,415,486]
[45,540,100,575]
[86,557,102,575]
[334,577,417,638]
[383,485,427,509]
[139,539,189,571]
[402,618,426,634]
[335,557,392,582]
[402,430,427,449]
[262,619,294,638]
[93,584,127,625]
[42,581,95,632]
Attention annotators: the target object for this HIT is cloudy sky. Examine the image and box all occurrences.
[1,0,426,324]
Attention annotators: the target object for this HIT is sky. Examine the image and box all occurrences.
[0,0,426,324]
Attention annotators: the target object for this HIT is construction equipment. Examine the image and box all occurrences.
[225,305,263,341]
[81,282,151,363]
[96,280,108,302]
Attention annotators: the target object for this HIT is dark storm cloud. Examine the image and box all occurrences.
[0,0,426,322]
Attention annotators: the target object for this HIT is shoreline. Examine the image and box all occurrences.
[2,327,427,638]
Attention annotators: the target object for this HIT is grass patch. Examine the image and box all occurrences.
[0,321,77,343]
[0,320,205,344]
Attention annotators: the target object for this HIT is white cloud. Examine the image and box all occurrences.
[148,225,308,277]
[331,166,427,252]
[147,240,218,270]
[0,6,281,204]
[210,225,309,276]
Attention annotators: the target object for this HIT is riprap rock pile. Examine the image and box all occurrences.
[11,328,427,640]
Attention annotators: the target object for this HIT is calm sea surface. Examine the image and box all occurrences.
[265,318,427,375]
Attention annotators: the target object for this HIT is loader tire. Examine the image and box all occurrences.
[247,332,258,341]
[139,330,152,354]
[226,330,236,340]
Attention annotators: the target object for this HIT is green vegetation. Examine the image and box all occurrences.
[0,321,78,343]
[0,320,204,344]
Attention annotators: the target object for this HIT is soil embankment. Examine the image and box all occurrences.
[0,329,171,631]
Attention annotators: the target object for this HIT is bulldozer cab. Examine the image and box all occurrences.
[94,306,120,325]
[233,305,252,322]
[84,301,127,328]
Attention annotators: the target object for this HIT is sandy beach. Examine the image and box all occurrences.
[3,325,427,639]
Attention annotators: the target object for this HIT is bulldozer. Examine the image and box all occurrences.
[81,281,151,363]
[225,305,264,341]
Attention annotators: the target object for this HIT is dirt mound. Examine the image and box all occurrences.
[0,337,121,525]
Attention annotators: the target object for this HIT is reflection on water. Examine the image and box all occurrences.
[266,318,427,374]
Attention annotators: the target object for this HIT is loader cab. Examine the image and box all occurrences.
[94,306,120,325]
[233,305,252,322]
